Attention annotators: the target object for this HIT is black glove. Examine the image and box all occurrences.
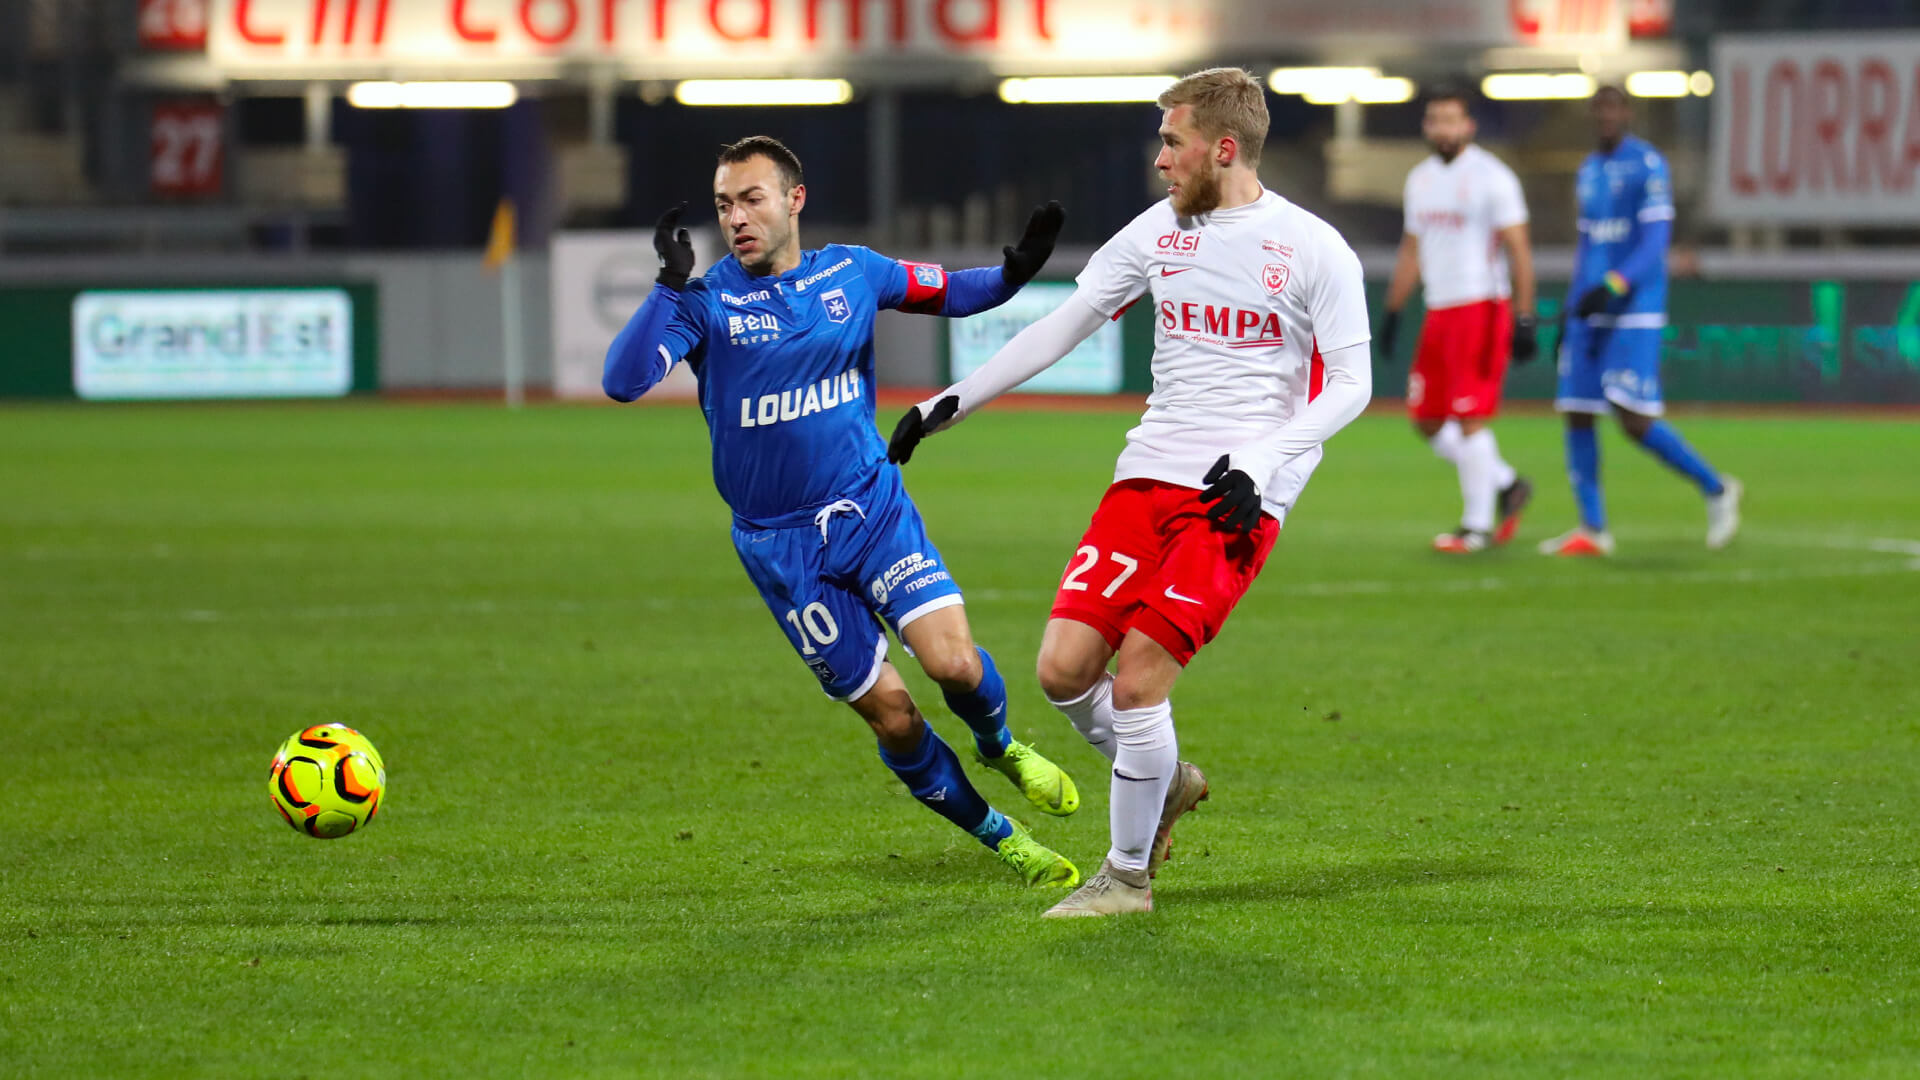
[1511,314,1538,365]
[1199,454,1262,533]
[1001,202,1065,288]
[887,395,959,465]
[1376,310,1401,363]
[653,203,695,291]
[1573,283,1615,319]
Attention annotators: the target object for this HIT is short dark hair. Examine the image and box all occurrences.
[1593,84,1629,105]
[717,135,804,192]
[1424,82,1474,112]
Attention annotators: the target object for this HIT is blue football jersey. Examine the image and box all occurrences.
[1572,134,1674,317]
[648,245,937,527]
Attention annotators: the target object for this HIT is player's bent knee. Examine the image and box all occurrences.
[1614,409,1654,441]
[1109,633,1182,711]
[1036,649,1102,704]
[848,671,919,739]
[855,695,921,751]
[917,646,980,691]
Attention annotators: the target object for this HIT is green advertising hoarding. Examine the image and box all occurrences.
[0,283,379,399]
[945,277,1920,404]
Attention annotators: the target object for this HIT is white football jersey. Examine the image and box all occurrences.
[1403,143,1528,310]
[1074,190,1370,518]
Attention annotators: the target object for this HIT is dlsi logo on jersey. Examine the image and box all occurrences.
[728,312,782,345]
[1156,230,1201,254]
[738,368,863,429]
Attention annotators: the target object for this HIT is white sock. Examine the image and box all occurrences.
[1478,427,1517,489]
[1048,673,1117,763]
[1428,419,1465,463]
[1106,700,1176,873]
[1460,428,1503,533]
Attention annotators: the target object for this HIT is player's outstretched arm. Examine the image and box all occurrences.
[1200,339,1375,530]
[914,202,1067,319]
[604,205,700,402]
[885,289,1107,464]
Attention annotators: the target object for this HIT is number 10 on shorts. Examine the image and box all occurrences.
[1061,545,1138,598]
[784,603,840,654]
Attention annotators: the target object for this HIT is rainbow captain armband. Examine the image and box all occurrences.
[1604,270,1630,296]
[898,261,950,314]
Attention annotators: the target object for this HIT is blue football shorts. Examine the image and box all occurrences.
[731,471,964,701]
[1557,316,1666,417]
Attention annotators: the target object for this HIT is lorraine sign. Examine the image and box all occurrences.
[205,0,1624,81]
[1710,33,1920,225]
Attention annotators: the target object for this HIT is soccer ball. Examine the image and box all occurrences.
[268,723,387,838]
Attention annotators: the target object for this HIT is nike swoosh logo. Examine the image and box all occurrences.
[1164,586,1203,604]
[1159,267,1193,277]
[1113,770,1160,783]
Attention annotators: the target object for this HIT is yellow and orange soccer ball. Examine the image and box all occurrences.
[267,723,387,839]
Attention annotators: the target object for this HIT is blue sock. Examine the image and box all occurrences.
[1567,425,1607,531]
[1637,420,1725,496]
[941,647,1012,758]
[878,724,1013,850]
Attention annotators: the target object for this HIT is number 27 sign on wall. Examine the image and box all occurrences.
[150,101,224,199]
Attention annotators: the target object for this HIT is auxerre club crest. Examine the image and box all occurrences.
[821,287,851,324]
[1262,262,1290,296]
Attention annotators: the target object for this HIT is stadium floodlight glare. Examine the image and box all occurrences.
[673,79,854,106]
[1345,76,1417,105]
[997,76,1178,104]
[1625,70,1691,98]
[1480,73,1597,101]
[1689,70,1715,96]
[1269,66,1378,98]
[347,82,518,109]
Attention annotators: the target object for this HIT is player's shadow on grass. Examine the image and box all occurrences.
[1173,855,1515,906]
[826,850,1000,888]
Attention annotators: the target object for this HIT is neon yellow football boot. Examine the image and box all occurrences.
[975,739,1080,817]
[994,821,1081,889]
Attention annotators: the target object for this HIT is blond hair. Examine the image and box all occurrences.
[1157,67,1269,169]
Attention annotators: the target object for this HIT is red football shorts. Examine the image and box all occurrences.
[1048,479,1279,666]
[1407,298,1512,421]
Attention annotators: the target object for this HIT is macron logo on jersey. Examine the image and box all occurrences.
[738,368,862,429]
[1160,301,1285,350]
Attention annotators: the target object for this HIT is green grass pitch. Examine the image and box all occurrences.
[4,400,1917,1078]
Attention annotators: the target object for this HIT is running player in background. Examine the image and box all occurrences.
[603,136,1084,889]
[1377,85,1536,554]
[889,69,1372,917]
[1541,86,1742,556]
